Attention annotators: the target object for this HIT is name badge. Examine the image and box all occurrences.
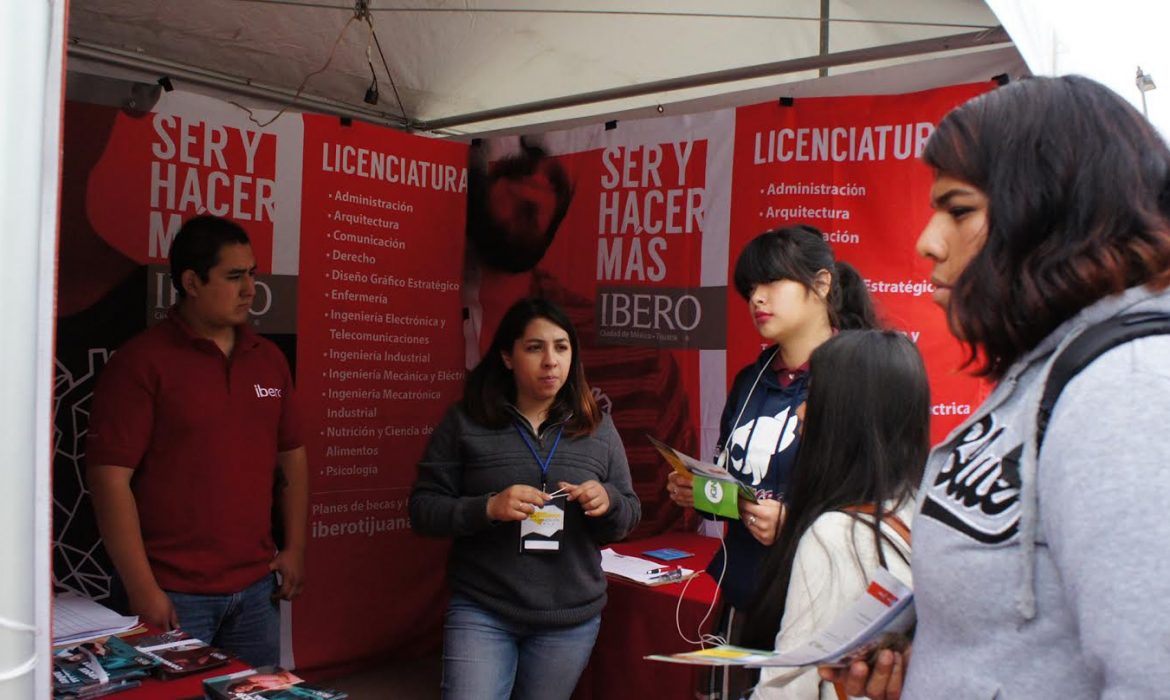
[520,503,565,553]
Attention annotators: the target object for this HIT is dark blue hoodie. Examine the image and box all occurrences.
[707,345,808,610]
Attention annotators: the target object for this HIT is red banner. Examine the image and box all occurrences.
[473,115,736,537]
[55,93,467,675]
[730,84,993,441]
[294,115,467,670]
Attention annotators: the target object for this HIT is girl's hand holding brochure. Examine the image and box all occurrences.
[738,498,785,546]
[818,646,910,700]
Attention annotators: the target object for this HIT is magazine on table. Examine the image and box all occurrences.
[130,629,231,678]
[647,568,914,668]
[203,665,349,699]
[52,635,157,698]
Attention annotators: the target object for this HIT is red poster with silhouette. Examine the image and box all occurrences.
[473,113,735,538]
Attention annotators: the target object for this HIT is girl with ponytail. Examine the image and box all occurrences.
[666,225,878,691]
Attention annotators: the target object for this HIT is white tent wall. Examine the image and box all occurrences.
[0,0,63,698]
[987,0,1170,137]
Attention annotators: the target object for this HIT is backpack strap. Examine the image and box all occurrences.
[832,504,910,700]
[1037,312,1170,447]
[841,503,911,548]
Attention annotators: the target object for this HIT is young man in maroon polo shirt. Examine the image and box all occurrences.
[87,215,307,667]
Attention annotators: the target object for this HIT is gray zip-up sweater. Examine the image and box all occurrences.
[409,405,640,627]
[906,285,1170,698]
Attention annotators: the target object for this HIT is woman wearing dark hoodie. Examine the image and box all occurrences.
[667,225,878,679]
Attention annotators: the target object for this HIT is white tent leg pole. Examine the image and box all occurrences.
[0,0,65,697]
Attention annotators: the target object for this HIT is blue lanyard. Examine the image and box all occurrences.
[514,422,563,489]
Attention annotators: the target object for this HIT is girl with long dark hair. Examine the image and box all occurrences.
[742,330,928,699]
[828,76,1170,699]
[666,225,878,689]
[410,297,640,700]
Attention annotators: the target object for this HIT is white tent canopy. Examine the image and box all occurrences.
[67,0,1018,136]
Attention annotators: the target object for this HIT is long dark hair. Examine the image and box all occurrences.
[733,225,878,330]
[741,330,929,648]
[924,75,1170,379]
[462,297,600,436]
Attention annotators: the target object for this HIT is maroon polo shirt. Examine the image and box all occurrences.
[87,308,303,594]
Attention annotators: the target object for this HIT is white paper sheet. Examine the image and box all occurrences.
[53,592,140,646]
[600,548,695,586]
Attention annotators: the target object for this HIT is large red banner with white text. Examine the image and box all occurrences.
[294,115,466,670]
[730,84,993,442]
[54,92,467,676]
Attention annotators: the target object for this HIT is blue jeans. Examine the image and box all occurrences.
[166,573,280,668]
[442,593,601,700]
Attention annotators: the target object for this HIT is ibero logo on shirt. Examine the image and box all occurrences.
[253,384,283,398]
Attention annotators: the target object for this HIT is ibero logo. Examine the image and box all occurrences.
[704,480,724,503]
[254,384,282,398]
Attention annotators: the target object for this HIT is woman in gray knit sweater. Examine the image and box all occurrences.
[410,297,641,700]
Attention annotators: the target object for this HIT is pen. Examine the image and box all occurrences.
[645,566,677,575]
[648,570,684,583]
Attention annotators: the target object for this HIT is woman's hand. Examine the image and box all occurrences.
[486,485,550,522]
[818,647,910,700]
[558,480,610,517]
[666,471,694,508]
[739,497,785,545]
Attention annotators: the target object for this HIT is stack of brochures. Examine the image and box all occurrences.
[52,635,158,699]
[600,548,696,586]
[647,568,915,667]
[203,666,349,699]
[130,630,231,679]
